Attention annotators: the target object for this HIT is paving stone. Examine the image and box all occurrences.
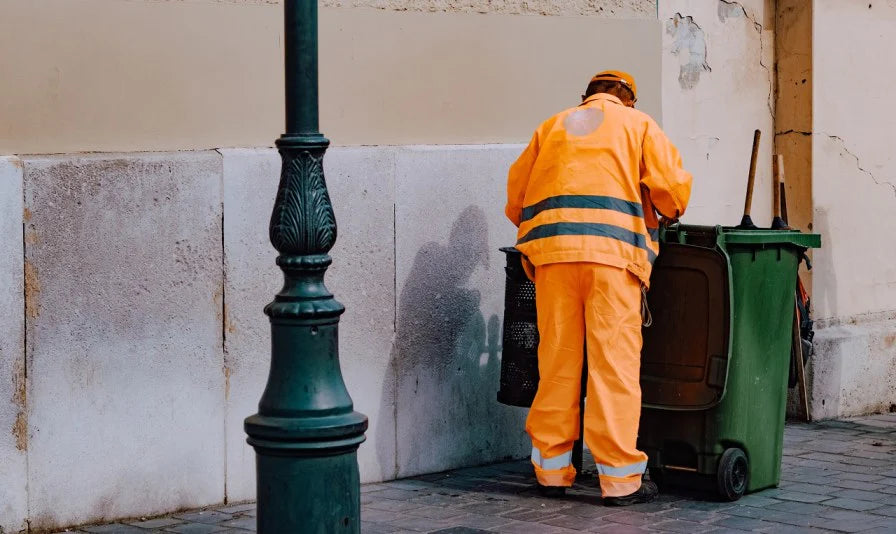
[708,515,772,531]
[163,524,229,534]
[82,524,148,533]
[444,513,514,530]
[360,522,395,534]
[774,491,834,504]
[364,508,406,523]
[822,498,886,512]
[650,520,716,533]
[388,480,443,492]
[780,473,840,485]
[603,511,657,527]
[539,513,604,530]
[385,515,456,532]
[777,483,838,496]
[669,499,737,512]
[487,520,565,533]
[366,499,426,513]
[732,494,782,508]
[807,518,887,533]
[362,484,393,493]
[818,508,881,521]
[868,506,896,518]
[829,479,887,492]
[761,526,833,534]
[431,528,492,534]
[553,503,620,519]
[376,488,426,501]
[172,511,234,525]
[860,527,896,534]
[216,504,256,515]
[219,517,256,531]
[766,500,830,515]
[127,518,185,529]
[399,504,466,521]
[746,510,815,528]
[656,507,723,522]
[588,524,651,533]
[459,501,524,516]
[829,488,889,502]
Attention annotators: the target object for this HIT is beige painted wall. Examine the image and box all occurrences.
[658,0,776,227]
[812,0,896,321]
[321,0,654,17]
[0,1,661,154]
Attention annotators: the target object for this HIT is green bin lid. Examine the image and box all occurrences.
[661,225,821,249]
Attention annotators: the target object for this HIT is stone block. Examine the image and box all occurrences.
[393,145,530,478]
[0,156,27,533]
[220,148,281,502]
[809,315,896,420]
[221,146,398,493]
[23,152,225,529]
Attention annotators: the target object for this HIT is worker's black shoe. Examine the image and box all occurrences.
[602,480,658,506]
[536,483,567,498]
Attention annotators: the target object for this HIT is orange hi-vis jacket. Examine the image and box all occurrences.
[505,93,692,285]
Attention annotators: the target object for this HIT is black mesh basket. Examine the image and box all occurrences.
[497,247,540,407]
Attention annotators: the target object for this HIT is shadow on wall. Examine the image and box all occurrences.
[377,206,504,479]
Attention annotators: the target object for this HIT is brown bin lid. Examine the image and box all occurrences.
[641,243,731,410]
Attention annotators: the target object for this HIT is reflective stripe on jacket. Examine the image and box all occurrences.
[505,93,692,285]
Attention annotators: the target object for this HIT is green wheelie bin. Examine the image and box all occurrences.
[637,224,821,501]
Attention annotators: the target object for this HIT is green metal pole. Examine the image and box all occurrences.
[244,1,367,532]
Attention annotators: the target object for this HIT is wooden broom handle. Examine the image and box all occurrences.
[743,129,761,216]
[773,154,783,219]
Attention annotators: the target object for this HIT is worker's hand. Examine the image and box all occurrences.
[660,216,679,227]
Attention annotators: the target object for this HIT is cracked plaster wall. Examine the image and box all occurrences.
[795,0,896,419]
[659,0,776,226]
[813,0,896,322]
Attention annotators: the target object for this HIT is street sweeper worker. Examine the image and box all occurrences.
[505,70,692,506]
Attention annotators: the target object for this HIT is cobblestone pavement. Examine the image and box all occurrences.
[55,415,896,533]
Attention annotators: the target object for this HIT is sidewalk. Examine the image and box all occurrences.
[56,415,896,533]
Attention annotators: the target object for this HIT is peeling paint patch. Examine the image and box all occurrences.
[718,0,744,22]
[24,260,40,318]
[666,13,711,90]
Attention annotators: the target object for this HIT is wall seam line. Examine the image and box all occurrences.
[217,149,229,504]
[392,150,399,480]
[21,157,32,533]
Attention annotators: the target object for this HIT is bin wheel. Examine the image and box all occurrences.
[717,448,749,501]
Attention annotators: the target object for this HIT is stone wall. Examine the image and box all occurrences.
[0,146,532,531]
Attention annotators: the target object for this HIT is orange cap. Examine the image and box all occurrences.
[589,70,637,99]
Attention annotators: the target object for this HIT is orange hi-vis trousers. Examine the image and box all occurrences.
[526,262,648,497]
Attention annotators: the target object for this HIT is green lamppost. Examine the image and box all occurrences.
[244,1,368,532]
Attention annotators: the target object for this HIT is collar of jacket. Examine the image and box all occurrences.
[581,93,623,106]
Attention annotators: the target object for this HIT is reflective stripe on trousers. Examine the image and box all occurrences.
[531,447,573,471]
[596,460,647,478]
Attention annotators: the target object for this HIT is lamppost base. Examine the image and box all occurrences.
[246,411,367,534]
